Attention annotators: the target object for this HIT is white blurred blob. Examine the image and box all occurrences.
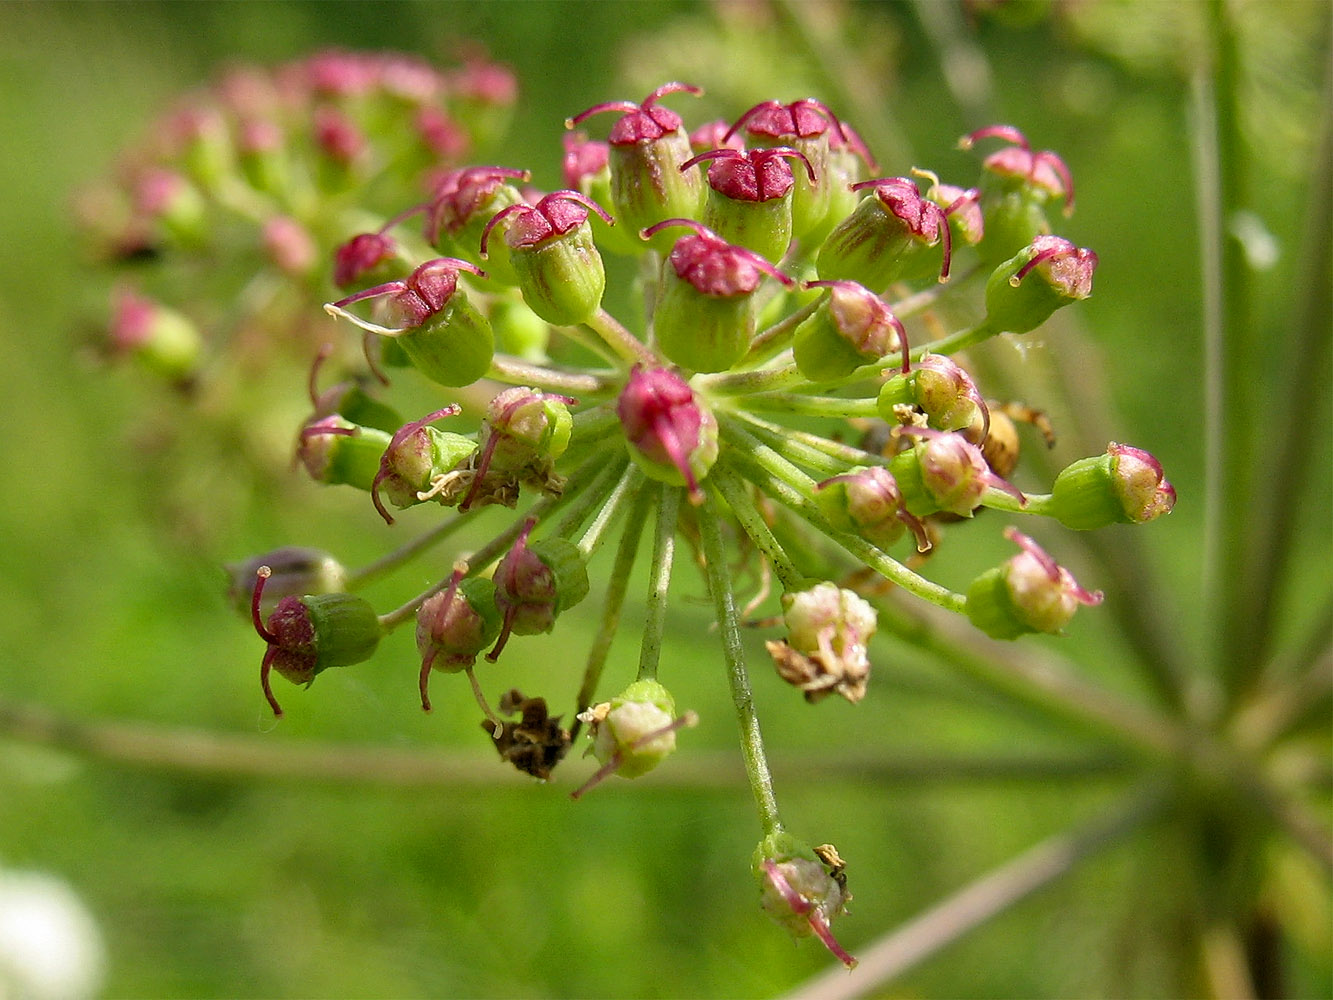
[0,870,105,1000]
[1230,209,1281,270]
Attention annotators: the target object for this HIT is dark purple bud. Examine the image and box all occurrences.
[251,567,382,717]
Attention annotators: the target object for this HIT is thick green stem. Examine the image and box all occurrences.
[699,488,784,836]
[637,484,681,682]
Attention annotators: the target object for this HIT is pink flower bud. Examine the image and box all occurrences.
[616,366,719,504]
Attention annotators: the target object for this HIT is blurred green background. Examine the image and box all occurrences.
[0,2,1328,997]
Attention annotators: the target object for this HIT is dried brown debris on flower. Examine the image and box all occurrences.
[486,689,571,780]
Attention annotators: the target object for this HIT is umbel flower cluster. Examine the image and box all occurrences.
[91,58,1176,967]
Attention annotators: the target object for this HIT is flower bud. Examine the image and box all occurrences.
[960,126,1074,264]
[645,219,795,373]
[616,365,719,504]
[325,257,495,387]
[766,581,877,703]
[459,387,575,511]
[793,280,906,381]
[487,519,590,661]
[966,527,1103,639]
[567,82,705,252]
[108,288,202,382]
[983,235,1097,334]
[816,176,952,290]
[369,406,477,524]
[488,298,551,362]
[753,831,856,969]
[423,165,530,282]
[571,679,699,798]
[416,572,502,711]
[225,547,348,618]
[563,132,640,258]
[332,230,397,289]
[727,98,852,243]
[133,168,208,247]
[917,170,984,248]
[823,122,878,237]
[297,416,392,491]
[481,191,611,326]
[815,466,930,552]
[683,146,814,263]
[262,216,318,277]
[251,567,383,717]
[889,427,1025,517]
[1051,443,1177,530]
[878,353,989,436]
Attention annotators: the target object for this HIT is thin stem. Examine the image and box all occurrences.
[742,296,822,368]
[344,509,479,590]
[377,446,618,630]
[916,320,997,358]
[0,694,1136,789]
[1197,0,1258,705]
[637,484,681,683]
[574,460,640,559]
[719,420,968,613]
[571,487,655,725]
[781,781,1169,1000]
[699,487,783,836]
[736,392,881,419]
[555,451,631,545]
[729,416,850,479]
[582,307,656,366]
[709,460,806,591]
[1239,46,1333,678]
[486,353,615,395]
[734,410,890,469]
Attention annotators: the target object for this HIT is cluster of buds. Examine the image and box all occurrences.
[91,58,1176,969]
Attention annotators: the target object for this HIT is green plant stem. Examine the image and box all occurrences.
[730,415,853,478]
[719,420,968,613]
[1196,0,1257,705]
[583,307,655,366]
[735,391,881,418]
[699,487,784,837]
[344,509,479,590]
[574,460,640,558]
[733,411,890,470]
[917,319,997,357]
[781,781,1170,1000]
[376,446,617,630]
[0,695,1136,789]
[742,296,821,368]
[553,451,631,543]
[485,353,614,394]
[709,460,806,591]
[637,484,681,683]
[1241,51,1333,680]
[570,487,655,728]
